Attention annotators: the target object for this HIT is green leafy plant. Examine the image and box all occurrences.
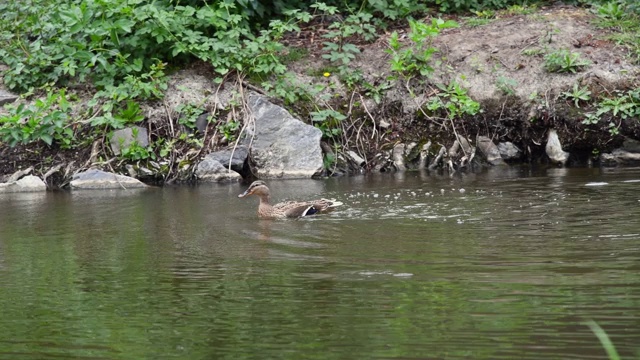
[120,142,156,161]
[426,81,480,119]
[582,113,599,125]
[311,3,375,68]
[496,76,518,96]
[362,80,394,104]
[504,4,537,16]
[597,1,625,20]
[310,109,346,138]
[562,83,592,107]
[544,49,591,73]
[387,18,459,79]
[597,91,639,119]
[0,89,75,148]
[176,103,205,130]
[217,120,241,142]
[263,72,328,106]
[522,47,544,56]
[366,0,427,21]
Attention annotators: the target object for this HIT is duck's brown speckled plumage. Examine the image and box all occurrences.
[238,180,343,219]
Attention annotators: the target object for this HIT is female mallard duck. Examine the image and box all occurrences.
[238,180,343,219]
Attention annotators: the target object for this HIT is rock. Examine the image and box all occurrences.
[70,169,148,189]
[346,150,365,167]
[600,149,640,166]
[0,175,47,193]
[392,143,406,171]
[477,136,507,165]
[418,141,431,169]
[621,137,640,153]
[242,94,323,178]
[195,158,242,182]
[109,126,148,155]
[201,145,248,173]
[497,142,522,160]
[0,89,19,106]
[195,112,210,133]
[5,166,34,183]
[545,129,569,165]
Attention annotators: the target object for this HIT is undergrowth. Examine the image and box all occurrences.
[0,0,638,180]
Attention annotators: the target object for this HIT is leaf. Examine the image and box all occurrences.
[75,51,93,63]
[40,133,53,145]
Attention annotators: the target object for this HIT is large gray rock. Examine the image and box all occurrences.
[201,145,248,173]
[477,136,506,165]
[195,158,242,182]
[70,169,148,189]
[109,126,148,155]
[243,94,323,178]
[0,175,47,193]
[545,129,569,165]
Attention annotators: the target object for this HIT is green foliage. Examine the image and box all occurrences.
[434,0,532,13]
[426,82,480,119]
[504,4,537,15]
[582,89,640,137]
[522,48,544,56]
[594,1,640,64]
[176,103,205,130]
[311,3,377,68]
[597,91,639,119]
[120,142,156,161]
[562,83,591,107]
[387,19,459,79]
[217,120,241,142]
[366,0,427,20]
[0,89,75,148]
[311,109,346,138]
[496,76,518,96]
[262,72,328,106]
[597,1,625,20]
[543,49,591,73]
[363,80,394,104]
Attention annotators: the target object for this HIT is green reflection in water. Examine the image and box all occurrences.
[0,168,639,359]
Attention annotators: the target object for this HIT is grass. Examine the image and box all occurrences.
[585,320,621,360]
[593,2,640,64]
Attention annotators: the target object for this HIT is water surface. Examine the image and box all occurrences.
[1,166,639,359]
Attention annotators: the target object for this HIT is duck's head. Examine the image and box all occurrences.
[238,180,270,198]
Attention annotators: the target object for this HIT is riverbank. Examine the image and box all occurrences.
[1,3,640,189]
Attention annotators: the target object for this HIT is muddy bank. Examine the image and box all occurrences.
[1,5,640,188]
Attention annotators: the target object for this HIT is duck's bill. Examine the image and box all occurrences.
[238,189,250,198]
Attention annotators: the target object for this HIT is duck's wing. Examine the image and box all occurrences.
[274,199,343,218]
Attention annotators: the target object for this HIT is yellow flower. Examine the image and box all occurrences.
[323,72,331,77]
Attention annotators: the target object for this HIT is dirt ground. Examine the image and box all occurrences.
[1,4,639,183]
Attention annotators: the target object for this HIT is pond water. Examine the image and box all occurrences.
[1,166,639,359]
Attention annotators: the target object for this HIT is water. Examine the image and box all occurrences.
[1,166,639,359]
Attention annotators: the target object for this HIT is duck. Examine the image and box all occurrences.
[238,180,343,219]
